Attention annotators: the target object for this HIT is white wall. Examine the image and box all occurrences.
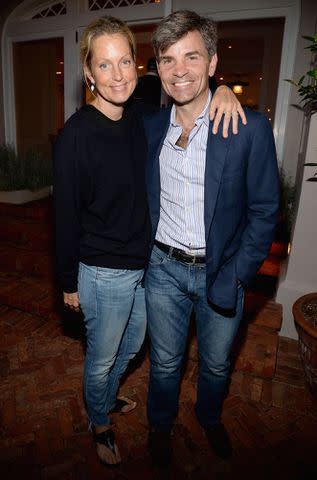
[281,0,317,179]
[277,113,317,338]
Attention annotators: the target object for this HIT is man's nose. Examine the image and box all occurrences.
[173,58,187,77]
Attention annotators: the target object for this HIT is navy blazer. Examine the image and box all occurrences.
[143,107,280,310]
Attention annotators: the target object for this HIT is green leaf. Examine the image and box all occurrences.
[304,163,317,166]
[302,35,315,42]
[307,70,317,78]
[285,79,298,86]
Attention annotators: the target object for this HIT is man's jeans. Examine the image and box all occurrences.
[78,263,146,427]
[145,245,244,431]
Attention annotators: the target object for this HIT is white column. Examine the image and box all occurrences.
[276,112,317,339]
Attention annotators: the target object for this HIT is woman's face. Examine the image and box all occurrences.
[86,32,137,107]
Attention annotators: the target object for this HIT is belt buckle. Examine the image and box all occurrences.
[183,253,196,265]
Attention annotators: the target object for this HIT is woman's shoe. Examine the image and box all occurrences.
[110,395,137,414]
[93,428,121,465]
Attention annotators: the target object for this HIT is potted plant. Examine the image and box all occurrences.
[288,33,317,396]
[0,143,52,204]
[293,294,317,395]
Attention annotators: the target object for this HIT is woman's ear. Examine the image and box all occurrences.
[84,65,94,86]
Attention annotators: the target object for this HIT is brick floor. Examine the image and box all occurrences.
[1,199,317,479]
[0,303,317,480]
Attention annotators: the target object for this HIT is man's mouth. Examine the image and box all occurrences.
[172,81,193,87]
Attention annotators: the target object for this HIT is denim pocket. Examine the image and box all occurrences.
[96,267,128,279]
[149,245,167,266]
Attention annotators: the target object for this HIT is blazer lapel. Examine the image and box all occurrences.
[204,126,231,241]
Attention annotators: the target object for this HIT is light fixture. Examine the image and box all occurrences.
[137,65,144,70]
[233,84,243,94]
[56,71,62,75]
[219,76,224,81]
[228,45,232,49]
[228,80,249,95]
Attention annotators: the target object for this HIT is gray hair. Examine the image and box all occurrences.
[152,10,217,60]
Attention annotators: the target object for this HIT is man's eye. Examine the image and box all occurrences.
[189,56,198,61]
[122,59,132,65]
[162,58,171,64]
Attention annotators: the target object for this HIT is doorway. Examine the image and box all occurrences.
[13,37,64,157]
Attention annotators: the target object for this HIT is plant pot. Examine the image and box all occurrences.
[293,292,317,396]
[0,186,51,204]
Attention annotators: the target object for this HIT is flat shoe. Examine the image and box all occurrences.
[93,428,121,465]
[110,395,137,413]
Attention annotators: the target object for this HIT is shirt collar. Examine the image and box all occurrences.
[170,90,211,128]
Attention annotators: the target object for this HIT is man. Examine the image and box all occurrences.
[133,57,163,110]
[143,10,280,465]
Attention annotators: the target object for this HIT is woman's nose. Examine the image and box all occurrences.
[112,64,123,81]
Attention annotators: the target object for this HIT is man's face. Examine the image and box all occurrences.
[157,30,217,109]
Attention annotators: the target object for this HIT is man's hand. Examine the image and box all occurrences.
[63,291,80,312]
[210,85,247,138]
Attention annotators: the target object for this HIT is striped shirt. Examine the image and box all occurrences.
[156,92,211,255]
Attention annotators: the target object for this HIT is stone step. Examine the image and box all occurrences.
[0,217,52,251]
[258,254,281,277]
[0,198,51,220]
[0,272,58,317]
[0,245,54,280]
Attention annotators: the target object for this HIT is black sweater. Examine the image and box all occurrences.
[53,104,151,293]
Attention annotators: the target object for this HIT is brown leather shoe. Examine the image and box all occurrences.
[204,423,232,459]
[148,430,172,467]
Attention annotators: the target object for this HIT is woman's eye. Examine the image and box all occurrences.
[100,63,108,70]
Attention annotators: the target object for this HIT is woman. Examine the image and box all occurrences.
[54,16,245,466]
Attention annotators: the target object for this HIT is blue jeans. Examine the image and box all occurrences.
[78,262,146,427]
[145,245,244,431]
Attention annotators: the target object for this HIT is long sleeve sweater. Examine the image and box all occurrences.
[53,104,151,293]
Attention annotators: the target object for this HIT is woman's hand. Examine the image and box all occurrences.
[210,85,247,138]
[63,292,80,312]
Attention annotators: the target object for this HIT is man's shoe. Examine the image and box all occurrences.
[204,423,232,459]
[148,430,172,468]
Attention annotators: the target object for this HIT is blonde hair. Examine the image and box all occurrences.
[80,16,136,72]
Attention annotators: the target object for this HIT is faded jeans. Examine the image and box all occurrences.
[78,262,146,427]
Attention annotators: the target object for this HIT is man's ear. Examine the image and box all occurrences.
[208,53,218,77]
